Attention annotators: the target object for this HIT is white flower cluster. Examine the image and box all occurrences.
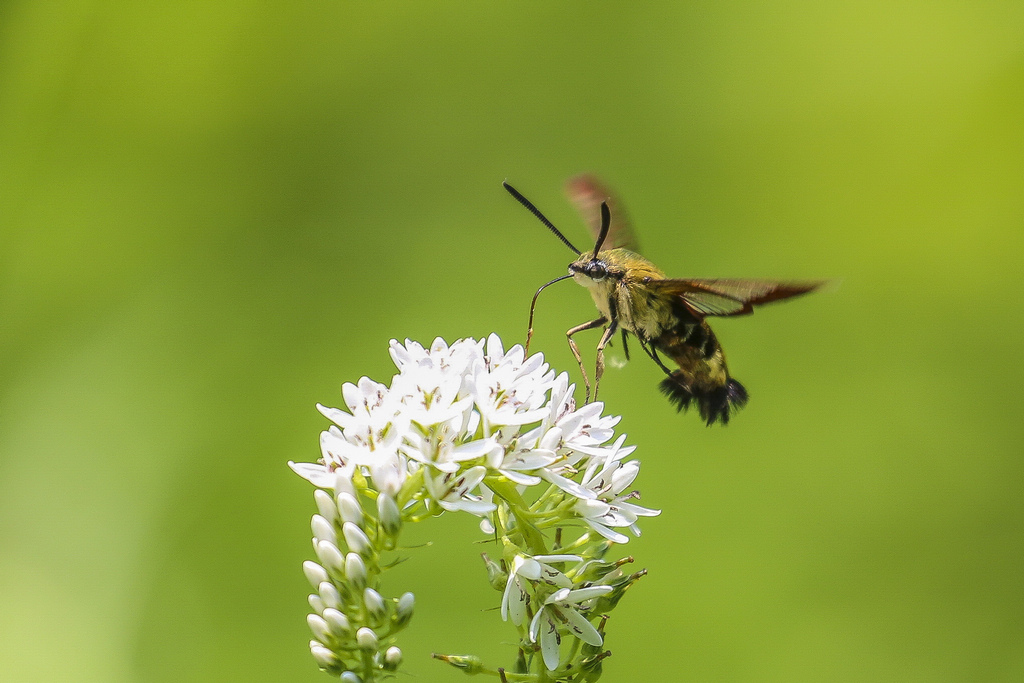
[501,553,616,671]
[290,335,658,679]
[291,335,655,538]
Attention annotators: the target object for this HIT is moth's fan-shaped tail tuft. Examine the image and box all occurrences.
[659,372,748,426]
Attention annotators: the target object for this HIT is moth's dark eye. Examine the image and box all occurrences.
[585,262,608,280]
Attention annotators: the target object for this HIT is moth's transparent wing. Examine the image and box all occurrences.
[649,279,825,317]
[564,174,640,253]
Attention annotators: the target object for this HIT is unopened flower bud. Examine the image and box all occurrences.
[579,650,611,681]
[382,646,402,671]
[302,561,328,590]
[310,643,341,672]
[341,672,362,683]
[356,627,378,650]
[345,552,367,588]
[334,470,357,499]
[575,558,618,583]
[322,607,351,635]
[342,522,371,555]
[313,489,338,524]
[315,540,345,575]
[432,653,483,673]
[308,594,324,615]
[394,591,414,628]
[514,647,528,672]
[377,493,401,536]
[306,614,331,644]
[363,587,386,622]
[337,492,364,528]
[318,581,341,610]
[311,514,336,546]
[481,553,507,591]
[592,568,646,613]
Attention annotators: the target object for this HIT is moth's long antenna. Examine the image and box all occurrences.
[504,181,582,256]
[591,201,611,256]
[526,274,574,353]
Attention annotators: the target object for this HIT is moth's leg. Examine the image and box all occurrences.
[593,316,619,402]
[566,316,608,403]
[637,335,677,379]
[620,328,630,361]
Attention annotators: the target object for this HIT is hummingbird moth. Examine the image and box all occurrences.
[503,175,823,426]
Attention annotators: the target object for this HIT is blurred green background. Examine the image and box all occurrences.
[2,2,1022,681]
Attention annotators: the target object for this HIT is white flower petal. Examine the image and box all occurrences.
[429,336,450,355]
[500,571,517,621]
[534,554,582,564]
[560,606,603,646]
[513,557,541,581]
[583,519,630,543]
[538,612,561,670]
[617,501,661,517]
[500,470,542,486]
[503,448,558,471]
[562,585,613,603]
[609,460,641,493]
[528,605,543,643]
[438,498,496,515]
[288,461,335,487]
[541,470,596,500]
[486,333,505,360]
[539,426,564,451]
[450,438,499,462]
[316,403,355,430]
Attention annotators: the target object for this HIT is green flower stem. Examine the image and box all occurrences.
[396,467,426,508]
[528,483,561,512]
[486,476,548,555]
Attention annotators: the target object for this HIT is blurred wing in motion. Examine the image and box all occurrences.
[565,174,640,253]
[649,278,826,317]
